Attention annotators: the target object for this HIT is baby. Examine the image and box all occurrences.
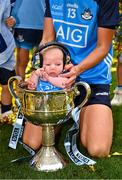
[27,47,69,91]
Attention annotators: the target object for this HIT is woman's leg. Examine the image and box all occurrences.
[22,121,61,151]
[22,121,42,150]
[1,85,12,113]
[16,47,29,81]
[80,104,113,157]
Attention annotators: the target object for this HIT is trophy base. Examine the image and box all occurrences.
[30,146,67,172]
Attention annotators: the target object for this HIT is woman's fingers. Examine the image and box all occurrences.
[64,63,74,71]
[60,65,80,88]
[5,16,16,27]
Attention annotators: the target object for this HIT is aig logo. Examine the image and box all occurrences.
[54,20,88,48]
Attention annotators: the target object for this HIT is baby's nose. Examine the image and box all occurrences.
[50,64,55,68]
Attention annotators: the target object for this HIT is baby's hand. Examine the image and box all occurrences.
[5,16,16,28]
[41,71,49,81]
[27,82,37,90]
[26,71,39,90]
[26,77,37,90]
[26,78,37,90]
[36,68,45,77]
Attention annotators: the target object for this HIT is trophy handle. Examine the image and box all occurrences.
[8,76,22,109]
[74,81,91,110]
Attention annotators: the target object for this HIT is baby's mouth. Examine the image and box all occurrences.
[49,72,57,77]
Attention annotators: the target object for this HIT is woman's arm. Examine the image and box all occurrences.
[75,27,115,74]
[62,27,115,87]
[5,16,16,28]
[40,17,56,45]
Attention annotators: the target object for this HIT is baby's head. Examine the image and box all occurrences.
[42,47,64,77]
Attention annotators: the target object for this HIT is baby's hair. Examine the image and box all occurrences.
[41,45,62,53]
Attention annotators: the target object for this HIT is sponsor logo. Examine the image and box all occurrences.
[11,127,19,142]
[67,3,78,9]
[96,92,109,96]
[54,19,88,48]
[52,4,63,10]
[52,3,64,16]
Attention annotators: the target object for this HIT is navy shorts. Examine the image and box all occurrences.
[0,68,16,85]
[74,84,111,108]
[14,28,43,49]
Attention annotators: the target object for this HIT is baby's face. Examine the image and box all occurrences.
[42,48,64,77]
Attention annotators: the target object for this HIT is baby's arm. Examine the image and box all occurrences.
[27,69,44,90]
[47,76,68,88]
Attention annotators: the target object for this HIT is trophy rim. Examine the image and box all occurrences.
[18,82,74,94]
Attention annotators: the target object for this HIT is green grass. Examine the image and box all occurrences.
[0,70,122,179]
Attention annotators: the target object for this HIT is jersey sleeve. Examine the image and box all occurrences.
[98,0,120,28]
[45,0,51,17]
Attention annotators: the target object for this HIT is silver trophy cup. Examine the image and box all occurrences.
[8,76,91,172]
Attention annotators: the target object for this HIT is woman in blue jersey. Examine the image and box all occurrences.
[40,0,120,157]
[11,0,45,80]
[0,0,16,116]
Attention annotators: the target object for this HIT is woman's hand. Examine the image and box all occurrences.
[60,64,81,88]
[5,16,16,28]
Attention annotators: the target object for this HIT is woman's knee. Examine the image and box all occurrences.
[87,143,111,157]
[23,122,42,150]
[80,134,111,157]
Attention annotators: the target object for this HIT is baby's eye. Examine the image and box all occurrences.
[56,63,61,66]
[45,64,50,66]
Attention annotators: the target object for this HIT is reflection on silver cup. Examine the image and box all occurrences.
[8,76,91,172]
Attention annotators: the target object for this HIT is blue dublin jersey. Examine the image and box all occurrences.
[45,0,119,84]
[37,80,62,91]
